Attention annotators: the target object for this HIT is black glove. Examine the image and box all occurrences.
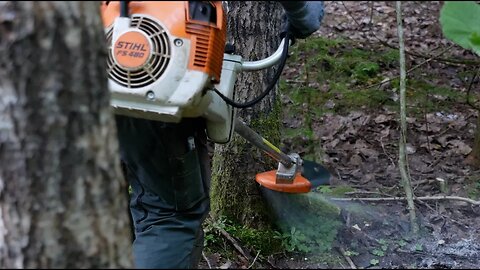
[279,1,324,39]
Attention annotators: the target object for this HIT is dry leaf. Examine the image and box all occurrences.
[220,260,232,269]
[448,140,473,155]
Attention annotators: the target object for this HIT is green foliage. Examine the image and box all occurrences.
[370,258,380,266]
[378,238,389,252]
[372,249,385,257]
[316,185,355,197]
[268,193,342,255]
[227,224,283,255]
[203,216,228,248]
[281,36,464,120]
[280,37,399,116]
[353,62,380,81]
[370,239,388,257]
[440,1,480,55]
[203,216,283,255]
[317,186,332,194]
[274,227,311,253]
[466,175,480,199]
[344,250,359,257]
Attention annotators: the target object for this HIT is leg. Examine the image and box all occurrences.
[115,115,211,269]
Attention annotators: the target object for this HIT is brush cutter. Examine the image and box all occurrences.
[101,1,331,193]
[235,119,331,193]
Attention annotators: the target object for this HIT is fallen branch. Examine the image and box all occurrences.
[247,251,261,269]
[345,191,393,197]
[338,247,357,269]
[385,42,480,66]
[202,252,212,269]
[330,195,480,205]
[217,227,254,261]
[285,79,306,84]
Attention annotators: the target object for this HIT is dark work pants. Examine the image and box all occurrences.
[115,115,211,269]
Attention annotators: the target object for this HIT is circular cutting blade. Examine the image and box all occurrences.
[255,161,331,194]
[255,171,312,193]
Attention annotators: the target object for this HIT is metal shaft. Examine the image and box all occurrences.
[234,118,294,168]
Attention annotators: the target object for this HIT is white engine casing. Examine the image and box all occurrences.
[107,16,238,143]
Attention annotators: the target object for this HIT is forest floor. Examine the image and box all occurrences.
[199,1,480,269]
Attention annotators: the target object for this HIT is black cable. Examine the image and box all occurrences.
[213,30,292,109]
[120,1,129,17]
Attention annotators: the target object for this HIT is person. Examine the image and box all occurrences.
[114,1,324,268]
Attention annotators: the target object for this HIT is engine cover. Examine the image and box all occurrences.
[101,1,227,123]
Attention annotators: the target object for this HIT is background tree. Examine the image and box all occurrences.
[0,2,132,268]
[210,1,284,228]
[396,1,419,234]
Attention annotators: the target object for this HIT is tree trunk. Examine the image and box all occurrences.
[0,2,132,268]
[396,1,419,234]
[469,111,480,167]
[210,1,283,228]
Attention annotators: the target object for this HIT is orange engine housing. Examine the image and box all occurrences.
[100,1,237,143]
[101,1,227,83]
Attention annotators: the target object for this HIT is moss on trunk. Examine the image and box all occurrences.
[210,2,284,228]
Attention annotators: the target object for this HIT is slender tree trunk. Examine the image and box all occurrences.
[0,2,132,268]
[396,1,419,234]
[210,1,284,228]
[472,115,480,166]
[468,68,480,167]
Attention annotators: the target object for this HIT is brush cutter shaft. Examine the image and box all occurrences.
[234,119,294,168]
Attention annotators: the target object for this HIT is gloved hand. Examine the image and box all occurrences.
[279,1,324,39]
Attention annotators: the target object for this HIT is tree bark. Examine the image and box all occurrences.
[0,2,132,268]
[210,1,284,228]
[471,115,480,166]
